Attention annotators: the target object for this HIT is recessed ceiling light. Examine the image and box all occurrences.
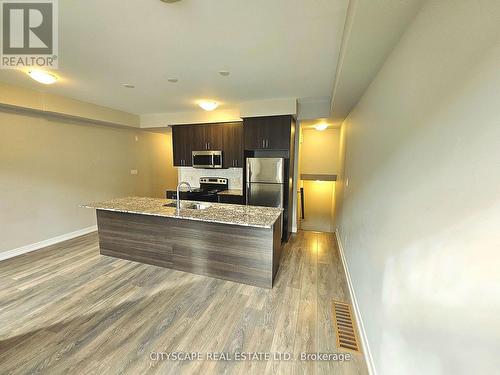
[160,0,182,3]
[218,70,230,77]
[27,70,57,84]
[198,100,218,111]
[167,78,178,83]
[122,83,135,88]
[314,123,328,131]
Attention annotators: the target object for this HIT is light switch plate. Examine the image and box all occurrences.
[130,169,138,175]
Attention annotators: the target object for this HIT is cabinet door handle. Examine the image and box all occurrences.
[266,139,269,148]
[262,139,265,148]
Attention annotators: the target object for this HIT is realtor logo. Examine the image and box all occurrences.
[1,0,58,68]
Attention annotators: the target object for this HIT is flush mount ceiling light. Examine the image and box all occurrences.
[122,83,135,88]
[198,100,219,111]
[218,70,230,77]
[27,70,57,84]
[167,78,178,83]
[314,123,328,131]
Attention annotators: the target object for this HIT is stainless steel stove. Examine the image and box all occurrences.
[187,177,228,202]
[167,177,229,202]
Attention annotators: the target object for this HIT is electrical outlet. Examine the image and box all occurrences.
[130,169,138,175]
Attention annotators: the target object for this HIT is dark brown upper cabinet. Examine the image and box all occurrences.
[243,115,293,150]
[172,122,243,168]
[172,125,194,167]
[191,124,223,151]
[222,122,244,168]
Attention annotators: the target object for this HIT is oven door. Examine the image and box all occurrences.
[192,151,222,168]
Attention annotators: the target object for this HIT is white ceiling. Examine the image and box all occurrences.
[0,0,348,115]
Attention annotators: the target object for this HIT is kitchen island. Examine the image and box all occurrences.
[83,197,282,288]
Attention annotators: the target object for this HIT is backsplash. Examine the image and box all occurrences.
[178,168,243,189]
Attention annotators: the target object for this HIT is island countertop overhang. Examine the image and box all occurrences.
[82,196,282,229]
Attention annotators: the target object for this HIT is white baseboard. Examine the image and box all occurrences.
[335,229,377,375]
[0,225,97,262]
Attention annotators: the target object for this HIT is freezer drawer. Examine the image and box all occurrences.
[246,183,284,208]
[246,158,284,183]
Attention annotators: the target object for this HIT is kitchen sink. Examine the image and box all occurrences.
[163,202,211,210]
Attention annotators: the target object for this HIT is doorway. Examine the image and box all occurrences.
[297,119,340,233]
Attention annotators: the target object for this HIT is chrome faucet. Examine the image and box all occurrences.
[176,181,192,212]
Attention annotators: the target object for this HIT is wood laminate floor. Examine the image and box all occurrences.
[0,231,368,375]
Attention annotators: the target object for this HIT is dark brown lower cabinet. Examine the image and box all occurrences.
[218,194,244,205]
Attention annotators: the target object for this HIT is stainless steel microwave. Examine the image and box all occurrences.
[192,150,223,169]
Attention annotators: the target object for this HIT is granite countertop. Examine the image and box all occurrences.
[82,196,281,229]
[217,189,243,196]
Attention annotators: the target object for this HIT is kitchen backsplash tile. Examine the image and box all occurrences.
[178,168,243,189]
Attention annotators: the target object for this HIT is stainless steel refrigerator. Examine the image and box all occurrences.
[246,157,284,211]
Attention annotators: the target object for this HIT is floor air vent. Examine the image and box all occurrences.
[332,300,361,352]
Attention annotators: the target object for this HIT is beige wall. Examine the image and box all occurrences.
[161,130,178,191]
[0,109,176,252]
[334,1,500,374]
[300,128,340,175]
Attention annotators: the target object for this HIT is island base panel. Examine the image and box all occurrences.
[96,210,282,288]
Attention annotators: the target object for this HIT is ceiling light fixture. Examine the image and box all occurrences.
[27,70,57,84]
[122,83,135,88]
[218,70,230,77]
[198,100,219,111]
[167,78,178,83]
[314,123,328,131]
